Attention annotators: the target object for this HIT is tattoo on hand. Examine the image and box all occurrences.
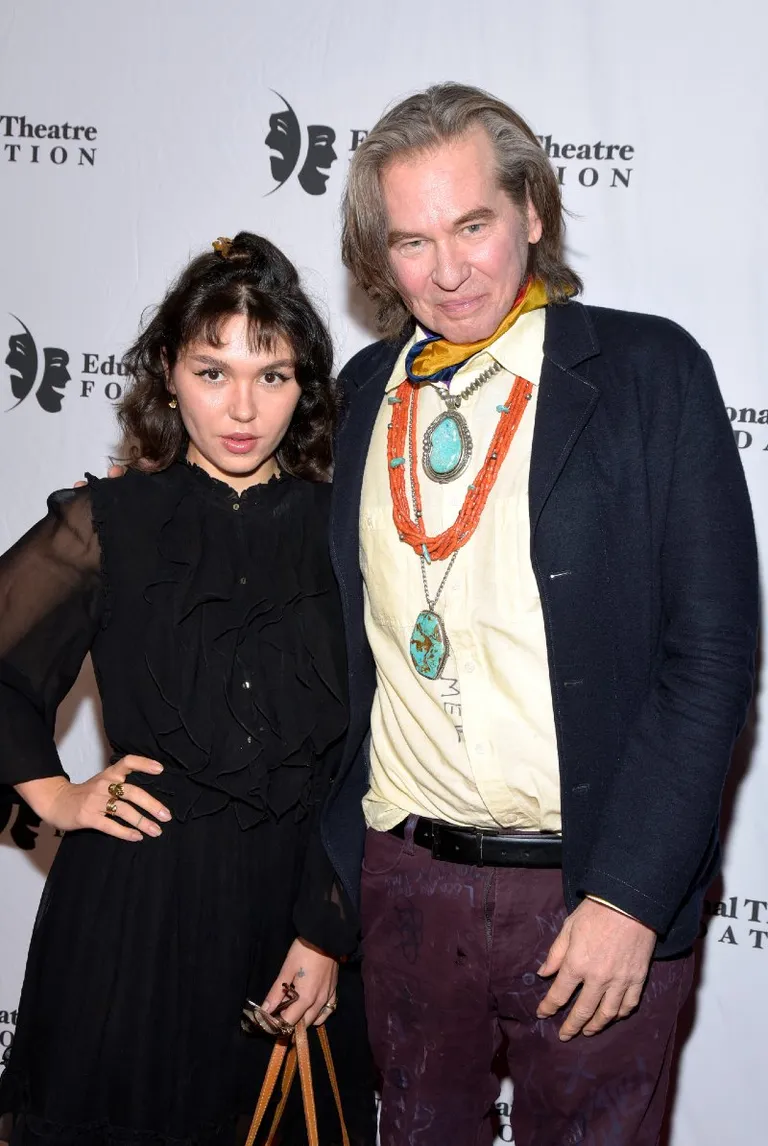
[296,967,306,978]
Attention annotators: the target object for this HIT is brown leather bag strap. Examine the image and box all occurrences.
[244,1036,291,1146]
[318,1024,351,1146]
[245,1019,350,1146]
[295,1019,320,1146]
[263,1044,299,1146]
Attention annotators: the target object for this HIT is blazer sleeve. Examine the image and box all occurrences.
[0,487,104,789]
[580,346,759,934]
[292,741,360,958]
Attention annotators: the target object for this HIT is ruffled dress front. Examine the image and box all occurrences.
[0,462,374,1145]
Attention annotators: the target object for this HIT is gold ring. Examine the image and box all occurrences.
[320,999,337,1014]
[105,797,119,816]
[107,781,125,799]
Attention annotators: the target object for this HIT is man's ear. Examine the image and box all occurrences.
[526,196,543,246]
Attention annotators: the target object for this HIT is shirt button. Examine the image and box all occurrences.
[464,661,475,673]
[242,680,251,690]
[475,743,486,756]
[239,576,247,585]
[232,502,240,511]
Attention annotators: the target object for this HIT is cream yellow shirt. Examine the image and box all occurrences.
[360,308,562,832]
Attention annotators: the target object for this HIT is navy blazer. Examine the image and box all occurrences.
[321,300,758,958]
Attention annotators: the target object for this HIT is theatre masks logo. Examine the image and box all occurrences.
[4,315,129,413]
[264,93,338,195]
[5,317,70,413]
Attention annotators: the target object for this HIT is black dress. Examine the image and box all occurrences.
[0,462,375,1146]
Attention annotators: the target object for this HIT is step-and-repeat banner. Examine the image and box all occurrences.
[1,1,765,1141]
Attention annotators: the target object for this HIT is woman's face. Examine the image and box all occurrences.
[168,314,301,492]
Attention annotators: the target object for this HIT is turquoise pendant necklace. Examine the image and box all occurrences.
[410,551,458,680]
[422,359,503,484]
[403,385,460,680]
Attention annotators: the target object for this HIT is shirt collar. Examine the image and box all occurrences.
[475,307,546,386]
[384,331,418,393]
[383,306,546,394]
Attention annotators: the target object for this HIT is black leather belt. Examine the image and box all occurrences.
[389,817,562,868]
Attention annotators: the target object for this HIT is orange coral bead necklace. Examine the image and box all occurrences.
[387,372,533,678]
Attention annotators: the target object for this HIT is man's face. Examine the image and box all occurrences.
[382,128,542,343]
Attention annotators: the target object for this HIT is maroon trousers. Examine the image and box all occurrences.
[361,824,693,1146]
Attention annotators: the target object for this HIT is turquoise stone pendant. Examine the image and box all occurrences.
[422,410,472,483]
[410,609,450,679]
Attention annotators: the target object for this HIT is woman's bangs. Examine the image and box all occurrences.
[181,298,292,359]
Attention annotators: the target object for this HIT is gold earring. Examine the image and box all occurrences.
[168,398,177,409]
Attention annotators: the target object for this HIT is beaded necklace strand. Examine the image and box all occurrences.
[386,372,533,679]
[387,373,533,563]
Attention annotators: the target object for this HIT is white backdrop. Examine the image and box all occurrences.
[1,2,766,1142]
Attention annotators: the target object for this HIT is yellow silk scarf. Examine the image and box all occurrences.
[408,276,550,380]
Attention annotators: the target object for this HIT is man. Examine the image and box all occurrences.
[322,83,758,1145]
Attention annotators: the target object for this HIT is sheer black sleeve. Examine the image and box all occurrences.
[0,487,103,789]
[293,740,360,959]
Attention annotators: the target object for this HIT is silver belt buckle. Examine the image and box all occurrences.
[476,828,485,867]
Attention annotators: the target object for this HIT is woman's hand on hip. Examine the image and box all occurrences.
[15,755,171,841]
[262,937,339,1028]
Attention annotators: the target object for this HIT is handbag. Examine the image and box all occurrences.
[244,1017,350,1146]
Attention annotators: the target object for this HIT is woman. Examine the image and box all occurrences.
[0,233,374,1145]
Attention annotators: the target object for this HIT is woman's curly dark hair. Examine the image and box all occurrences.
[119,232,339,481]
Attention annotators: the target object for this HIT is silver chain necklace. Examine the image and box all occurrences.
[405,390,459,680]
[436,358,504,410]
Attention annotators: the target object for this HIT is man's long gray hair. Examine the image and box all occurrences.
[341,82,582,339]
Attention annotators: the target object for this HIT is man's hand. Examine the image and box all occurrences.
[536,897,656,1040]
[74,463,126,489]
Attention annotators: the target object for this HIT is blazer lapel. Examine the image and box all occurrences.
[529,302,602,528]
[330,342,403,626]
